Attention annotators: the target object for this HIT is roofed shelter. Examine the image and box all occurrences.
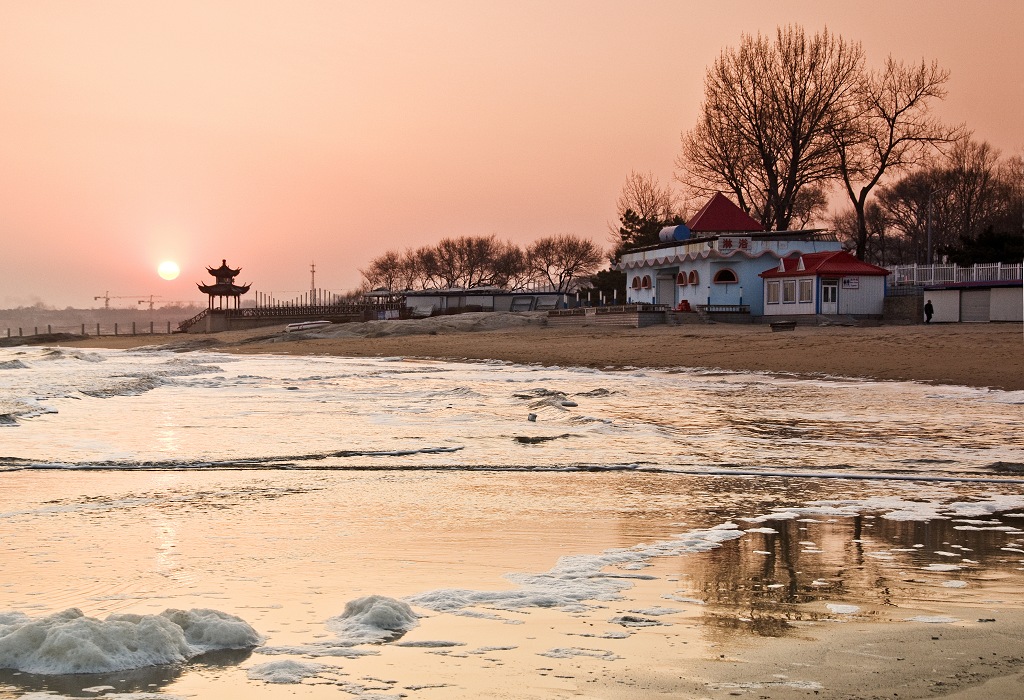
[198,259,251,310]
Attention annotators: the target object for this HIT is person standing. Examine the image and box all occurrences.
[924,299,934,323]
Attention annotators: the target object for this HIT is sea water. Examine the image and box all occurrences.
[1,345,1023,698]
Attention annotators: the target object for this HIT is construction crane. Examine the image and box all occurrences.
[94,292,147,310]
[137,296,194,311]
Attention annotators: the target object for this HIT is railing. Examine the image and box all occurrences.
[4,321,177,340]
[547,303,669,317]
[178,301,407,332]
[887,262,1023,287]
[596,303,669,314]
[179,309,208,331]
[226,302,403,319]
[694,304,750,314]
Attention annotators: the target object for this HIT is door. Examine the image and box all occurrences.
[960,289,991,322]
[820,280,838,314]
[656,276,675,308]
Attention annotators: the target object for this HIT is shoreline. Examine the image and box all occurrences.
[29,313,1024,391]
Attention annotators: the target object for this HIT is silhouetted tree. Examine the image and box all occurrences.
[528,235,604,293]
[678,25,864,230]
[610,171,687,253]
[830,57,959,259]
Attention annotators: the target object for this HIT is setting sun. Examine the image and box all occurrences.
[157,261,180,280]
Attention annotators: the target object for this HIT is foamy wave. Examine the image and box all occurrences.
[259,596,418,658]
[407,523,743,617]
[325,596,419,644]
[0,608,262,674]
[247,659,332,684]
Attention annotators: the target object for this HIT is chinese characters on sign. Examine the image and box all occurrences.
[717,237,751,251]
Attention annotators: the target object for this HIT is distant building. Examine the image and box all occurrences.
[759,251,889,318]
[615,193,842,316]
[923,281,1023,323]
[399,288,571,316]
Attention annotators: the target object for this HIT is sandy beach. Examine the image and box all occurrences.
[8,315,1024,699]
[41,312,1024,391]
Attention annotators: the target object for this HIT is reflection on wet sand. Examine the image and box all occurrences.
[0,648,252,698]
[680,511,1024,638]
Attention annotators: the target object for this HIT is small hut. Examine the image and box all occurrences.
[198,259,251,310]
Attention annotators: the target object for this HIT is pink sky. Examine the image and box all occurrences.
[1,0,1021,308]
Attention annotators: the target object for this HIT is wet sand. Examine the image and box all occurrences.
[44,313,1024,391]
[17,315,1024,698]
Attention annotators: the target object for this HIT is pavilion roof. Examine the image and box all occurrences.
[686,192,764,233]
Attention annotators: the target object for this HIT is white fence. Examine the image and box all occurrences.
[887,262,1023,288]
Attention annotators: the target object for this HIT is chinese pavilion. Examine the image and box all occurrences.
[198,259,251,310]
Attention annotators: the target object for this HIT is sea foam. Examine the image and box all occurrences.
[325,595,420,644]
[0,608,262,674]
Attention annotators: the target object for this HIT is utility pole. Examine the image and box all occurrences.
[310,261,316,305]
[926,191,934,265]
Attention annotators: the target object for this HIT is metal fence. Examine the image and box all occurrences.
[4,321,176,339]
[887,262,1023,288]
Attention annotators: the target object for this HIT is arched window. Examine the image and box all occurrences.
[641,275,652,289]
[676,272,688,286]
[688,270,699,285]
[631,276,641,289]
[713,269,738,284]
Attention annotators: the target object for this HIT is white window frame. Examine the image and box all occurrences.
[798,278,813,303]
[766,281,780,304]
[782,280,796,303]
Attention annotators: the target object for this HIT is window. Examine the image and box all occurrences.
[782,280,796,303]
[766,281,780,304]
[641,275,652,289]
[631,276,641,289]
[798,279,813,303]
[688,270,699,285]
[713,269,738,284]
[677,272,688,286]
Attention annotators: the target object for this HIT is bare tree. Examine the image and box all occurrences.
[831,57,959,258]
[360,250,403,291]
[610,170,687,253]
[678,25,864,230]
[943,137,1005,242]
[613,171,683,227]
[528,235,604,294]
[488,241,531,291]
[394,249,421,291]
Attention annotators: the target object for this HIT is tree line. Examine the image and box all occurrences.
[361,234,604,294]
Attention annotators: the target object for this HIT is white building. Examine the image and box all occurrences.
[616,193,842,315]
[924,282,1023,323]
[759,251,889,318]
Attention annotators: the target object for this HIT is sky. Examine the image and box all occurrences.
[1,0,1021,309]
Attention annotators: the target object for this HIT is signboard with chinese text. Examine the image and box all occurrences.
[717,237,751,252]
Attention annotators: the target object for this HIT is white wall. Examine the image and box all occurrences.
[990,287,1023,322]
[928,290,960,322]
[761,277,815,316]
[838,276,886,315]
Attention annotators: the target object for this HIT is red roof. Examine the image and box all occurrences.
[759,251,890,278]
[686,192,764,233]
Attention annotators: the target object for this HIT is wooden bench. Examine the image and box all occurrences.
[769,320,797,332]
